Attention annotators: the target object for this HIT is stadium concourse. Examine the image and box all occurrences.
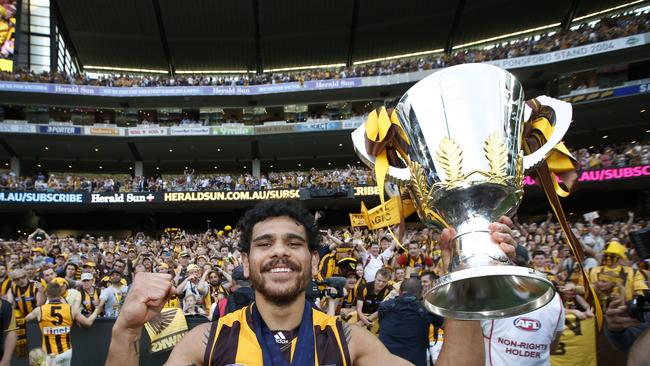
[0,0,649,365]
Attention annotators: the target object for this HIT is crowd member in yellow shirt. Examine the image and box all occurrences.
[589,241,648,308]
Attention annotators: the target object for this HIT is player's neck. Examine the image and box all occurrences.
[256,292,305,331]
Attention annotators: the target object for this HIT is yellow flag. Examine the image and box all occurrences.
[144,308,189,353]
[349,213,367,227]
[366,196,416,230]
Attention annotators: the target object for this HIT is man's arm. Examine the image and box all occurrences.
[74,306,101,327]
[347,322,412,365]
[165,322,210,365]
[105,273,174,366]
[0,302,16,366]
[24,307,40,323]
[435,319,484,366]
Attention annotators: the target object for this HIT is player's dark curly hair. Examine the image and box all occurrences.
[237,201,320,253]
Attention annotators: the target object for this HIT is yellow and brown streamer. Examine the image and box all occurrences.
[523,98,603,330]
[363,107,410,246]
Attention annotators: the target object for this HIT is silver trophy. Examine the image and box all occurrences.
[352,63,571,319]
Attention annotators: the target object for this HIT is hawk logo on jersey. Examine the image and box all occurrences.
[513,317,541,331]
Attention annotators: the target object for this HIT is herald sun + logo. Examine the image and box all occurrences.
[513,317,541,331]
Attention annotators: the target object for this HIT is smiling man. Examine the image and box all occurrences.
[105,201,516,366]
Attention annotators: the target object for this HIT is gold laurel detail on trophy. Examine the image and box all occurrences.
[435,137,464,188]
[515,151,524,189]
[407,161,449,228]
[407,161,430,205]
[483,132,508,185]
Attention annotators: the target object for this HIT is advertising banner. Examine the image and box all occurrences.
[254,124,297,135]
[0,166,647,206]
[0,192,83,203]
[0,123,36,133]
[296,121,329,132]
[486,33,648,69]
[38,125,82,135]
[127,127,168,137]
[89,192,157,204]
[163,190,300,202]
[211,125,255,136]
[88,127,121,136]
[169,126,211,136]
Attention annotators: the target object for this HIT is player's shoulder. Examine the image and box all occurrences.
[217,305,249,327]
[311,306,340,328]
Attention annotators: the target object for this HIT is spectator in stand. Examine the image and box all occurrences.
[0,10,647,90]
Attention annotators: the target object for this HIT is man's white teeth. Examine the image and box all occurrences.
[270,268,292,273]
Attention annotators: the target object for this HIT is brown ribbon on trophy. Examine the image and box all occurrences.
[363,107,411,247]
[523,98,603,330]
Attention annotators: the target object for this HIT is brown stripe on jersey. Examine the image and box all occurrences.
[206,320,241,366]
[54,334,64,354]
[44,335,52,354]
[335,320,352,366]
[203,321,219,366]
[315,321,351,366]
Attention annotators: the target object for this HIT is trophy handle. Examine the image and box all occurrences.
[351,126,411,184]
[522,95,573,173]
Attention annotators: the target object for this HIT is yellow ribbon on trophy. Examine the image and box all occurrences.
[363,107,411,248]
[526,105,578,197]
[524,99,603,330]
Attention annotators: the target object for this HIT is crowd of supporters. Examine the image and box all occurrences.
[573,142,650,170]
[0,11,647,88]
[1,140,648,193]
[0,207,647,360]
[0,166,375,193]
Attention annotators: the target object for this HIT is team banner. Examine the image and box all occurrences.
[354,196,417,229]
[349,213,367,227]
[550,315,596,366]
[144,308,188,353]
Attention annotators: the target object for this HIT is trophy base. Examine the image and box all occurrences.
[423,265,555,320]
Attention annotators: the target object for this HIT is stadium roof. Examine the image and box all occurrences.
[53,0,642,74]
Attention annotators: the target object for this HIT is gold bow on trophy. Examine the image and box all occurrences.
[524,98,603,330]
[363,107,410,246]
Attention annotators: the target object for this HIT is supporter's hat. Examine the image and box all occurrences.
[52,277,68,287]
[224,225,232,231]
[197,255,208,261]
[187,264,200,272]
[109,269,122,276]
[83,261,96,268]
[603,241,627,260]
[80,273,93,281]
[32,248,44,254]
[157,263,169,270]
[180,251,192,258]
[232,266,247,281]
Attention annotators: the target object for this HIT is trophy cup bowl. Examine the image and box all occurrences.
[352,63,572,319]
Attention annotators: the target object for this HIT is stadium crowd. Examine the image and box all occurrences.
[0,11,647,87]
[1,141,648,193]
[0,207,647,363]
[0,166,376,193]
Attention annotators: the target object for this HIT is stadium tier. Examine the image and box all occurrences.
[0,1,648,366]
